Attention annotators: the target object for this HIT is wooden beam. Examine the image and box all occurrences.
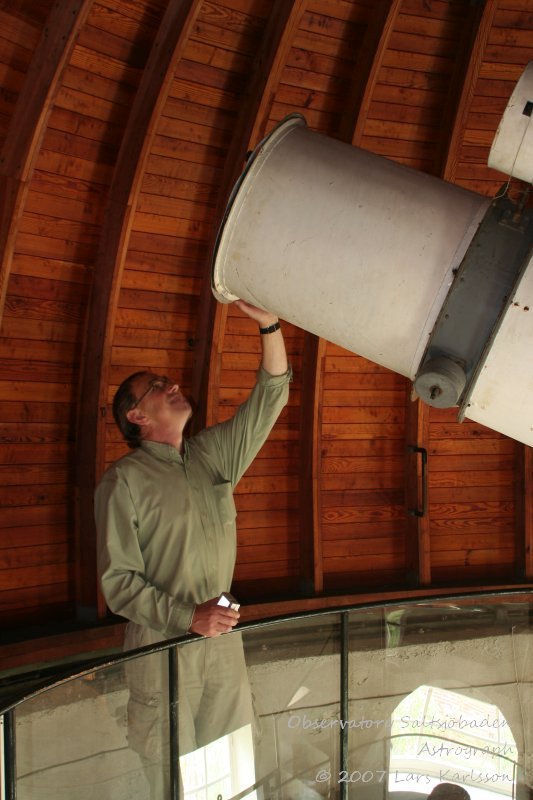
[191,0,307,429]
[441,0,499,183]
[75,0,203,620]
[405,389,431,586]
[299,335,326,593]
[517,446,533,579]
[0,0,93,325]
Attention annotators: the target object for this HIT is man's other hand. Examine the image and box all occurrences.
[189,597,240,637]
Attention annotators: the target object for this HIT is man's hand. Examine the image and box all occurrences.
[232,299,288,376]
[233,299,278,329]
[189,597,240,637]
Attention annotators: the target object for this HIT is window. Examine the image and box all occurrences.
[389,686,517,799]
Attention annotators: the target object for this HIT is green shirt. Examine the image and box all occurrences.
[95,367,290,639]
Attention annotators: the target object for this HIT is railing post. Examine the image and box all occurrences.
[340,612,349,800]
[168,646,180,800]
[2,709,16,800]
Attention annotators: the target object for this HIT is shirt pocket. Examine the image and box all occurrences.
[212,481,237,526]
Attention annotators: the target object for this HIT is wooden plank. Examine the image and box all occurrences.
[429,439,514,456]
[323,371,405,389]
[75,0,204,619]
[321,423,406,441]
[0,462,69,486]
[0,421,70,445]
[233,560,300,581]
[323,552,403,573]
[87,2,158,43]
[429,485,514,504]
[322,473,404,491]
[237,508,299,529]
[430,421,501,439]
[324,354,395,372]
[322,407,405,423]
[0,562,69,594]
[431,548,515,568]
[0,0,93,324]
[322,455,404,473]
[0,585,72,619]
[323,537,405,558]
[234,542,299,564]
[0,504,69,528]
[46,104,122,148]
[0,542,69,569]
[305,0,370,24]
[322,505,406,524]
[430,531,516,550]
[238,526,299,545]
[39,126,117,168]
[0,524,69,549]
[322,489,404,507]
[322,519,406,540]
[429,501,514,519]
[428,470,515,488]
[235,491,298,513]
[299,9,363,42]
[322,439,405,459]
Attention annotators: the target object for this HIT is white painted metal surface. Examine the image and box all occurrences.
[465,254,533,446]
[213,115,490,379]
[488,61,533,184]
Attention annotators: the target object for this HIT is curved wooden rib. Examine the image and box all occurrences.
[441,0,499,183]
[405,391,430,586]
[191,0,307,430]
[0,0,93,324]
[300,337,326,593]
[75,0,203,618]
[337,0,398,145]
[349,0,402,148]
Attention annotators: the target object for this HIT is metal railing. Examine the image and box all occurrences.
[2,590,531,800]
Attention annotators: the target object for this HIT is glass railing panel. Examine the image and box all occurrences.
[5,593,533,800]
[174,614,341,799]
[346,598,533,800]
[14,649,168,800]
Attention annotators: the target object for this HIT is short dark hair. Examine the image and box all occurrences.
[112,371,149,449]
[428,785,470,800]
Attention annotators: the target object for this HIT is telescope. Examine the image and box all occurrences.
[212,64,533,446]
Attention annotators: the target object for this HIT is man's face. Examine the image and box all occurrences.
[127,373,192,444]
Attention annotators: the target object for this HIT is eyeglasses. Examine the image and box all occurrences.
[131,376,174,409]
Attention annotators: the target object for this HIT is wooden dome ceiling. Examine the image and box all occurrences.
[1,0,532,633]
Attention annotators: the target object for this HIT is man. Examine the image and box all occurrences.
[94,299,290,796]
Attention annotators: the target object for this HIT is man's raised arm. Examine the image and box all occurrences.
[233,299,288,376]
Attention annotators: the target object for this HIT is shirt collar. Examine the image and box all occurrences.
[140,438,189,464]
